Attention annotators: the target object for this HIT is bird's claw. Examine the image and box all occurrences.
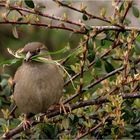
[59,102,71,115]
[48,103,71,115]
[23,120,31,130]
[19,118,31,130]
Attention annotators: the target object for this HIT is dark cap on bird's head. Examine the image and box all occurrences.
[22,42,49,62]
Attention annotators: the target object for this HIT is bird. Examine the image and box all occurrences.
[13,42,64,128]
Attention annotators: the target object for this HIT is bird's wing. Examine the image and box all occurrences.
[12,66,22,93]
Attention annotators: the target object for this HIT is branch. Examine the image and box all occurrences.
[83,66,124,92]
[64,65,124,104]
[2,92,140,139]
[76,115,109,140]
[91,26,140,32]
[0,3,82,27]
[0,21,85,34]
[53,0,123,28]
[1,18,140,34]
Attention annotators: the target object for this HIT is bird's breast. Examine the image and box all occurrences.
[13,62,64,114]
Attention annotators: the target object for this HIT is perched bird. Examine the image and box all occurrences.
[13,42,64,126]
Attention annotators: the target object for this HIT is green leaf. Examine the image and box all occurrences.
[61,0,71,5]
[68,114,74,121]
[119,2,124,12]
[87,39,95,62]
[82,14,88,21]
[0,118,6,126]
[124,18,131,26]
[125,124,134,132]
[88,38,93,48]
[104,60,115,73]
[134,99,140,108]
[62,118,69,129]
[134,40,140,54]
[0,99,2,108]
[36,3,46,10]
[12,26,19,39]
[132,6,139,18]
[96,32,106,40]
[3,86,11,96]
[1,79,8,88]
[36,123,58,138]
[88,51,95,62]
[24,0,35,8]
[17,17,24,22]
[85,25,93,31]
[0,59,21,67]
[94,57,102,68]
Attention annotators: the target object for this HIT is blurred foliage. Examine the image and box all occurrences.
[0,0,140,139]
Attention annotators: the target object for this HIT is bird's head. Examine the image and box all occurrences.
[22,42,50,62]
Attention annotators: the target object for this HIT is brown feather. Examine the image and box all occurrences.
[13,42,64,114]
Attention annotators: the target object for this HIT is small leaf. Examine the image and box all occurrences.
[7,48,24,59]
[87,39,95,62]
[1,79,8,88]
[36,3,46,10]
[96,32,106,40]
[24,0,34,8]
[0,59,21,66]
[94,57,102,68]
[68,114,75,121]
[119,2,124,12]
[82,14,88,21]
[62,118,69,129]
[100,7,106,18]
[0,118,6,125]
[17,17,23,22]
[85,25,93,31]
[61,0,71,5]
[124,18,131,26]
[134,99,140,108]
[88,38,93,48]
[134,40,140,54]
[104,60,115,73]
[125,124,134,132]
[70,65,76,72]
[132,6,139,18]
[12,26,19,39]
[3,86,11,96]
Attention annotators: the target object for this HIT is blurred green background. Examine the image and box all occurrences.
[0,25,82,75]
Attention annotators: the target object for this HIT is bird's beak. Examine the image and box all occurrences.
[25,51,33,62]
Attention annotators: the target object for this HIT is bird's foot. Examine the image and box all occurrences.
[22,119,31,130]
[18,117,31,130]
[48,103,71,115]
[59,102,71,115]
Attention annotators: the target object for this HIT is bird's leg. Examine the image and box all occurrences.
[59,102,71,115]
[18,114,31,130]
[48,102,71,115]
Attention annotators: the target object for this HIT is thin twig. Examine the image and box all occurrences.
[0,3,82,27]
[53,0,123,28]
[76,115,109,140]
[0,21,85,34]
[76,39,88,97]
[9,105,17,117]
